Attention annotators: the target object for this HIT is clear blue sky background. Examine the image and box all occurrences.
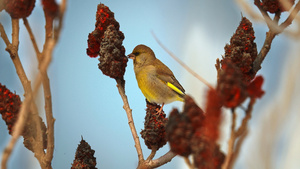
[1,0,299,169]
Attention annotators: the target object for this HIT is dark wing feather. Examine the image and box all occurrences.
[154,59,185,95]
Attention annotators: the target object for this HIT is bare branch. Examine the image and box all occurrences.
[147,151,176,168]
[23,18,41,59]
[0,23,11,46]
[115,78,144,161]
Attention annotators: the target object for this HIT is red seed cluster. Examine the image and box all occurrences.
[223,17,257,83]
[71,138,97,169]
[41,0,59,17]
[247,75,265,99]
[98,25,128,79]
[203,89,223,142]
[218,59,248,108]
[87,3,128,79]
[166,96,225,168]
[3,0,36,18]
[254,0,295,13]
[0,83,48,152]
[191,135,225,169]
[0,83,21,134]
[219,17,265,108]
[141,101,168,150]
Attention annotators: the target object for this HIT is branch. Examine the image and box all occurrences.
[42,39,56,168]
[23,18,41,59]
[279,0,300,32]
[0,23,11,46]
[222,111,237,169]
[115,78,144,161]
[146,151,176,168]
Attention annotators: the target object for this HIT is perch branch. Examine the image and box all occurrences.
[146,151,176,168]
[115,78,144,161]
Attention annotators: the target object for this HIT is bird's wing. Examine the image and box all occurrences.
[154,59,185,96]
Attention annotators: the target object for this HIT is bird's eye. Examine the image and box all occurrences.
[133,52,140,56]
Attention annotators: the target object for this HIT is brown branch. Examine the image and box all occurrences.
[253,30,277,72]
[115,78,144,162]
[23,18,41,60]
[54,0,67,41]
[184,157,194,169]
[279,0,300,32]
[152,32,214,90]
[222,111,237,169]
[42,39,56,168]
[146,148,157,161]
[146,151,176,168]
[236,99,255,136]
[0,23,11,46]
[230,128,249,168]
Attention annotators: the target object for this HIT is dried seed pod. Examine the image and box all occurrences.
[141,101,167,150]
[71,138,97,169]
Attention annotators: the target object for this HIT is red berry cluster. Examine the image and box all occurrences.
[71,138,97,169]
[0,83,21,134]
[223,17,257,83]
[1,0,36,18]
[166,96,225,168]
[0,83,47,152]
[141,100,168,150]
[220,17,264,108]
[87,3,128,79]
[254,0,295,13]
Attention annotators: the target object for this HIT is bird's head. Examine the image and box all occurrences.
[128,44,156,67]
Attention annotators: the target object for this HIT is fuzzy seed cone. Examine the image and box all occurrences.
[255,0,295,13]
[141,101,167,150]
[87,3,127,79]
[0,83,21,134]
[217,59,247,108]
[166,95,205,156]
[0,83,47,152]
[71,138,97,169]
[4,0,35,18]
[191,134,225,169]
[98,24,127,79]
[223,17,257,83]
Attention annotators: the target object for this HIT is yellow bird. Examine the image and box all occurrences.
[128,44,185,109]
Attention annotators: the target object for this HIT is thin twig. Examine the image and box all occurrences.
[0,23,11,46]
[236,99,255,136]
[279,0,300,32]
[222,111,237,169]
[42,39,56,168]
[184,157,194,169]
[115,78,144,161]
[152,31,214,90]
[146,147,157,161]
[23,18,41,59]
[230,128,249,168]
[147,151,176,168]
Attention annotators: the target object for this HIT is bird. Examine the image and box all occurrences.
[128,44,185,112]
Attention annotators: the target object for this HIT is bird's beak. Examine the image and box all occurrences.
[127,53,135,60]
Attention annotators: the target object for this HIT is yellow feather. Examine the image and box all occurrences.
[167,82,184,96]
